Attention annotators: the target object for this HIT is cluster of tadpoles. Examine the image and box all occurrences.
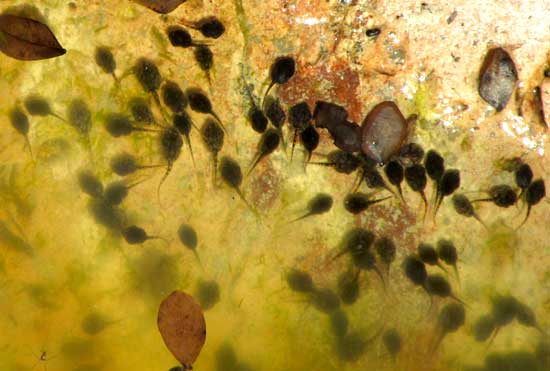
[452,161,546,229]
[284,265,402,362]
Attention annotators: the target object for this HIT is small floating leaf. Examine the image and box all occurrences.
[478,47,518,112]
[132,0,187,14]
[158,290,206,370]
[0,14,65,60]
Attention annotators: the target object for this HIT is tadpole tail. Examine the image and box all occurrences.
[156,164,172,208]
[111,72,120,85]
[432,192,444,220]
[352,170,365,192]
[452,264,461,288]
[429,331,446,356]
[205,70,212,87]
[211,111,227,133]
[288,211,313,224]
[245,153,263,178]
[436,262,449,274]
[212,154,218,185]
[24,135,35,163]
[470,198,492,203]
[396,185,407,205]
[303,151,312,172]
[373,265,386,290]
[184,134,196,168]
[516,205,532,230]
[262,81,275,109]
[485,326,500,350]
[235,187,260,218]
[473,213,488,229]
[290,130,298,163]
[278,128,287,150]
[192,249,204,270]
[369,196,392,206]
[308,161,334,167]
[450,294,470,310]
[133,127,161,133]
[419,191,428,221]
[139,164,165,170]
[51,112,67,123]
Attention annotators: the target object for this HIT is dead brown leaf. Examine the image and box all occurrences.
[157,290,206,369]
[0,14,66,61]
[132,0,187,14]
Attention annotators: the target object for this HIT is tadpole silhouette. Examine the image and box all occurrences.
[290,193,333,222]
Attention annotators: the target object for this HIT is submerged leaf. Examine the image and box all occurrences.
[158,290,206,369]
[132,0,187,14]
[0,14,65,60]
[478,47,518,112]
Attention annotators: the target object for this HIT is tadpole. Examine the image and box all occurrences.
[310,287,340,314]
[9,107,33,158]
[87,199,124,231]
[103,179,145,206]
[94,46,117,81]
[122,225,165,245]
[263,56,296,105]
[181,16,225,39]
[194,45,214,85]
[110,152,163,176]
[310,150,360,174]
[161,80,188,114]
[177,223,201,265]
[219,156,256,214]
[515,301,546,334]
[173,112,195,165]
[133,57,162,106]
[471,184,517,208]
[166,26,205,48]
[329,310,349,338]
[300,125,319,167]
[247,128,280,177]
[201,118,225,182]
[402,255,427,287]
[77,170,103,198]
[158,127,183,204]
[375,236,396,277]
[195,279,220,310]
[518,178,545,228]
[398,142,425,166]
[433,169,461,218]
[337,270,360,305]
[384,160,405,202]
[405,164,428,216]
[264,96,286,129]
[451,194,485,227]
[24,95,65,122]
[515,163,533,198]
[424,274,465,306]
[186,88,225,131]
[286,268,315,293]
[436,239,460,282]
[432,302,465,352]
[248,106,268,134]
[382,328,402,359]
[128,97,155,125]
[290,193,333,222]
[472,314,496,342]
[417,243,447,272]
[105,113,157,137]
[343,192,390,214]
[288,101,312,161]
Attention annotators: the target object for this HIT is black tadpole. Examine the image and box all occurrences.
[194,45,214,85]
[300,125,319,167]
[417,243,447,273]
[432,302,465,353]
[384,160,405,202]
[518,178,545,228]
[133,58,162,107]
[173,112,195,166]
[103,179,146,206]
[436,239,460,283]
[219,156,258,215]
[77,170,103,198]
[290,193,333,222]
[263,56,296,106]
[186,88,226,132]
[375,237,396,278]
[9,107,33,159]
[180,16,225,39]
[402,255,427,287]
[472,184,517,208]
[201,118,225,183]
[246,128,280,177]
[166,26,206,48]
[128,97,156,125]
[288,101,312,161]
[161,80,188,114]
[515,163,533,198]
[310,151,361,174]
[157,127,183,206]
[433,169,460,218]
[343,192,390,214]
[122,225,165,245]
[405,164,428,218]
